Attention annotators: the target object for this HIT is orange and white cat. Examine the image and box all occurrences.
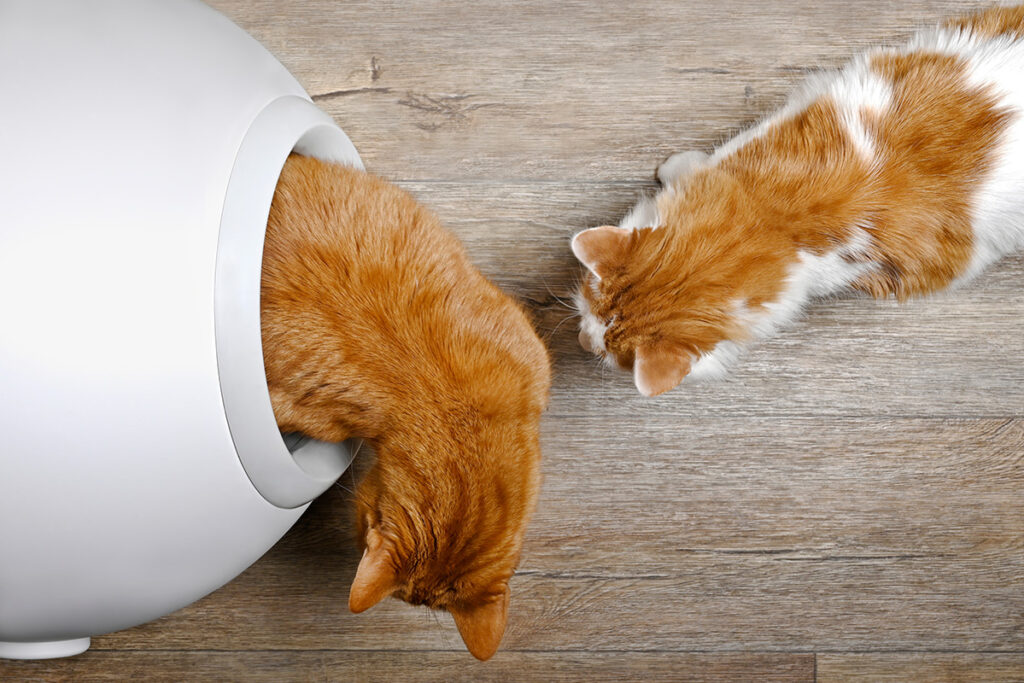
[572,5,1024,396]
[261,155,551,660]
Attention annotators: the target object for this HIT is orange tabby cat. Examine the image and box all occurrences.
[573,5,1024,396]
[261,155,551,660]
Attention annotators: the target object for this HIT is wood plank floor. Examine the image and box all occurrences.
[4,1,1023,681]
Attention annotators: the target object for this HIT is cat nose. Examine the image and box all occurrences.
[578,329,594,353]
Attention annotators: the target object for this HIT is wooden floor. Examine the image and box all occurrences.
[6,1,1024,681]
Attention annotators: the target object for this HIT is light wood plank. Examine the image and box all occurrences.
[0,651,323,683]
[208,0,981,181]
[92,418,1023,653]
[0,651,814,683]
[818,654,1024,682]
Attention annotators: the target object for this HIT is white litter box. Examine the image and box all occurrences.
[0,0,359,659]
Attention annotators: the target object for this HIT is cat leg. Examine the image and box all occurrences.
[657,150,709,186]
[617,151,711,231]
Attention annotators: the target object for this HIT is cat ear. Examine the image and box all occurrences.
[348,529,398,613]
[450,587,510,661]
[571,225,632,278]
[634,344,691,397]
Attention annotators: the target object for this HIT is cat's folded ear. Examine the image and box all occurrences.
[450,586,510,661]
[348,528,399,613]
[571,225,633,279]
[634,344,691,397]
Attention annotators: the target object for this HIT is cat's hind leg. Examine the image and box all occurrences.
[657,150,709,187]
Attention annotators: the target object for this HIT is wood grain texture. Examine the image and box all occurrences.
[82,418,1022,654]
[818,654,1024,682]
[0,651,815,683]
[204,0,981,182]
[10,0,1024,680]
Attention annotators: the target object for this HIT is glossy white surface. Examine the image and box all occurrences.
[0,0,358,656]
[0,639,91,661]
[216,97,359,508]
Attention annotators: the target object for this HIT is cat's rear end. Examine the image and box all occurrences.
[261,155,551,659]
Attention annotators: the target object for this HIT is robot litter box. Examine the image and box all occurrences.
[0,0,359,658]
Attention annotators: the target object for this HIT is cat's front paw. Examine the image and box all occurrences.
[657,150,709,186]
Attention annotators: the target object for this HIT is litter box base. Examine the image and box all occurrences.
[0,637,90,660]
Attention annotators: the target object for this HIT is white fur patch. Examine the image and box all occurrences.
[827,56,894,161]
[573,287,608,354]
[941,29,1024,284]
[887,25,1024,285]
[619,151,709,233]
[657,150,710,186]
[684,231,877,382]
[687,340,743,382]
[711,54,892,165]
[618,194,660,231]
[762,229,876,327]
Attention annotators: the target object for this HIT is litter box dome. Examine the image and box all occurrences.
[0,0,359,659]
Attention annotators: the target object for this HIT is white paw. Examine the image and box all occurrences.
[657,150,709,186]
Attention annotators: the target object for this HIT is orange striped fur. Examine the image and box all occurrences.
[945,4,1024,37]
[261,155,551,659]
[573,4,1024,396]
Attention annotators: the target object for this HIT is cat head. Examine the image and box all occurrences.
[349,412,543,661]
[572,225,700,396]
[570,181,795,396]
[346,322,548,661]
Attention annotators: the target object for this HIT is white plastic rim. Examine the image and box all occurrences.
[216,95,363,509]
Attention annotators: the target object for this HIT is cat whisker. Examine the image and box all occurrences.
[429,608,460,651]
[349,438,366,461]
[545,310,580,343]
[333,481,356,495]
[591,353,610,386]
[540,278,576,312]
